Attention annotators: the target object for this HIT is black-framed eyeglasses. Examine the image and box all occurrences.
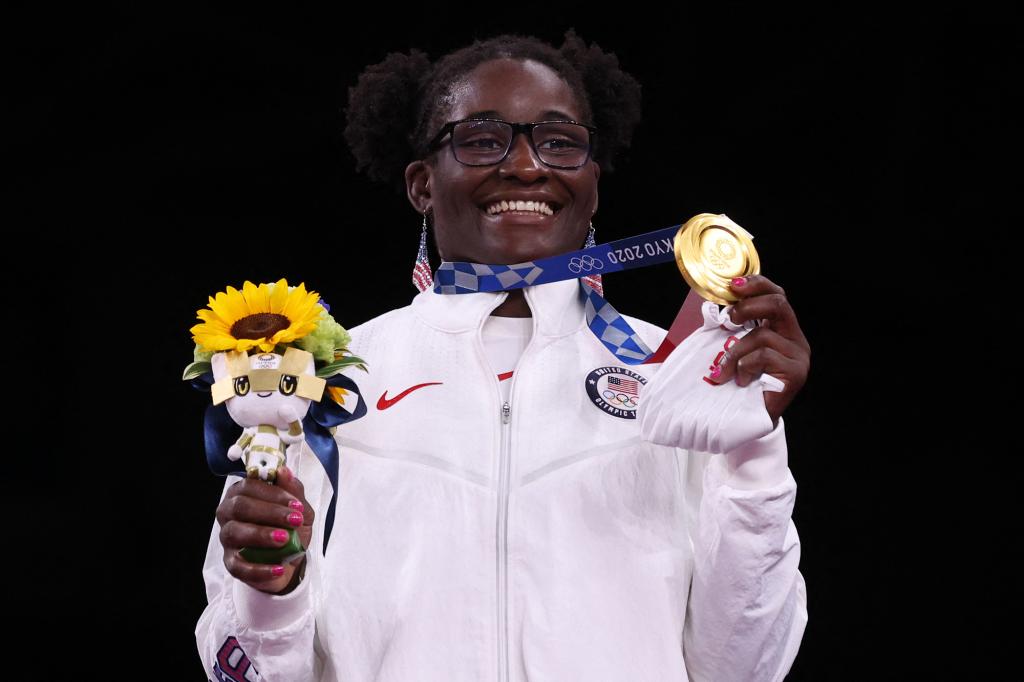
[426,117,598,169]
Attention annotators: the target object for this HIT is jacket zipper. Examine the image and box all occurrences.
[475,294,540,682]
[497,398,512,682]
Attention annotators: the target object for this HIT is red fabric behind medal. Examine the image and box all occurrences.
[643,288,706,364]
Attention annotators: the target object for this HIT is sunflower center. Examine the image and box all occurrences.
[231,312,291,340]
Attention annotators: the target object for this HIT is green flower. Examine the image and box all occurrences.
[296,307,353,364]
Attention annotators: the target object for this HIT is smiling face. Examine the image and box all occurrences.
[406,58,600,265]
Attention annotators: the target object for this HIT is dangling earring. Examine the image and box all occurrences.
[412,210,434,293]
[580,220,604,296]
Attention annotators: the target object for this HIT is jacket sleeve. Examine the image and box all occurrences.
[632,302,807,679]
[195,440,328,682]
[680,417,808,682]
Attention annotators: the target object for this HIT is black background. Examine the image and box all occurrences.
[21,3,1018,679]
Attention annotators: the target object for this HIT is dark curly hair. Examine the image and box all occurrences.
[342,28,643,197]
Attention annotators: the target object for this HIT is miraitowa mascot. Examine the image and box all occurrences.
[210,347,323,482]
[183,278,367,564]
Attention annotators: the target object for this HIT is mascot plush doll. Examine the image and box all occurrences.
[183,278,367,564]
[210,346,322,483]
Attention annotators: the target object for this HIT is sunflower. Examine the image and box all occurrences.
[190,278,324,354]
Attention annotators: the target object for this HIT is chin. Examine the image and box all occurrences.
[492,244,553,265]
[489,235,579,265]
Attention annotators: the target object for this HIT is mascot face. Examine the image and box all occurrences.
[211,348,321,429]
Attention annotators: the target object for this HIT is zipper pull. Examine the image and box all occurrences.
[501,401,511,424]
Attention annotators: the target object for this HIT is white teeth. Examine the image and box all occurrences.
[485,200,554,216]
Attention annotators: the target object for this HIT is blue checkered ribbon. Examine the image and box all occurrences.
[433,224,683,365]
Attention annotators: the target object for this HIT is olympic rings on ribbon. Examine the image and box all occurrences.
[568,254,604,274]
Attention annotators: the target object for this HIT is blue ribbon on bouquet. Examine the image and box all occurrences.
[433,223,704,364]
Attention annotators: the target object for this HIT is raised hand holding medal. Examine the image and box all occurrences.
[671,213,811,429]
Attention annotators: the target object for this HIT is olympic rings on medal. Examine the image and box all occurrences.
[568,254,604,274]
[601,389,638,408]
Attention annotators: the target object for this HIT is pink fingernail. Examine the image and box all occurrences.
[272,529,289,543]
[731,277,747,287]
[287,512,303,527]
[289,499,304,512]
[271,565,285,577]
[710,365,723,379]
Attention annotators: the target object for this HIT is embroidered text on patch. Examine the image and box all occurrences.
[585,367,647,419]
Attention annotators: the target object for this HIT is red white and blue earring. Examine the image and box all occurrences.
[413,210,434,293]
[581,220,604,296]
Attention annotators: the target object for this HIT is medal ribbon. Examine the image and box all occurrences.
[433,223,708,364]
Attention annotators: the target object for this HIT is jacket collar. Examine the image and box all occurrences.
[411,278,586,337]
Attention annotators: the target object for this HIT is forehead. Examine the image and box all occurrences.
[446,58,582,122]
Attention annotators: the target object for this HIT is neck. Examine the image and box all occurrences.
[490,289,531,317]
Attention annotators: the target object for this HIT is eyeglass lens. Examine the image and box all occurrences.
[451,121,590,167]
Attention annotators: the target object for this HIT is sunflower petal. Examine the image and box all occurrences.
[194,330,241,351]
[195,309,232,330]
[242,280,271,314]
[235,338,260,352]
[208,286,246,325]
[279,282,308,319]
[227,286,251,319]
[191,323,232,343]
[269,278,290,313]
[284,294,324,333]
[297,298,325,328]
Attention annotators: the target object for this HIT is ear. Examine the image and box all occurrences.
[591,160,600,214]
[405,159,433,215]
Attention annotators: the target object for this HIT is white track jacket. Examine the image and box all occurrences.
[196,277,808,681]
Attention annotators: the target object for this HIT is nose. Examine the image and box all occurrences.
[499,130,546,179]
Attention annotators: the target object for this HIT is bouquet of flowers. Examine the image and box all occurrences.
[183,278,367,562]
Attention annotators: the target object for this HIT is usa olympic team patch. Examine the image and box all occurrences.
[585,367,647,419]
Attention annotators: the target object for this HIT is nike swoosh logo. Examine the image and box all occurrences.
[377,382,444,410]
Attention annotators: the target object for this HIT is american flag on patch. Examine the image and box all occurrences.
[607,375,638,395]
[413,252,434,292]
[581,273,604,296]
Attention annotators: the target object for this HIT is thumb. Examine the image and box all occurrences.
[276,464,305,501]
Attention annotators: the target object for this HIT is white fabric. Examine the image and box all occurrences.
[638,300,786,457]
[196,279,807,682]
[481,313,533,404]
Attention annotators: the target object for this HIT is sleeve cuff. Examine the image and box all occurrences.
[232,573,312,632]
[715,415,789,490]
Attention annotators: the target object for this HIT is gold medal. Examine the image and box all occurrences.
[673,213,760,305]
